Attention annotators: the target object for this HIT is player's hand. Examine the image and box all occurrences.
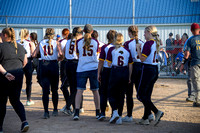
[98,74,101,83]
[179,64,184,73]
[5,73,15,81]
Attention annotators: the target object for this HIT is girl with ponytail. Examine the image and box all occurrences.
[136,25,164,125]
[17,29,35,106]
[106,33,133,125]
[122,25,145,122]
[0,27,29,132]
[32,28,63,119]
[73,24,100,121]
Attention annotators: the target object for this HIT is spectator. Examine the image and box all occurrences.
[56,34,61,41]
[166,32,175,53]
[180,23,200,107]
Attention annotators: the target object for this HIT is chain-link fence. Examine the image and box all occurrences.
[158,45,188,78]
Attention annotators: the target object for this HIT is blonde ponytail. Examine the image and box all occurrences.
[114,33,124,49]
[84,33,92,50]
[10,28,18,54]
[19,29,29,44]
[44,28,55,54]
[154,34,160,53]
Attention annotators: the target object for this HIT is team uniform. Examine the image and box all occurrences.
[76,38,100,90]
[137,39,162,122]
[16,39,34,103]
[59,39,70,110]
[106,46,133,122]
[98,43,114,117]
[123,39,144,118]
[64,39,79,110]
[39,39,59,115]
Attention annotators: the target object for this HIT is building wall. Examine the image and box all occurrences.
[0,24,193,45]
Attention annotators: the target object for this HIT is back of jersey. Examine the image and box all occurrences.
[16,39,31,58]
[76,38,99,72]
[39,39,58,60]
[65,39,78,60]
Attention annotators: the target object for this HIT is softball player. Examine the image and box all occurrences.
[122,26,145,122]
[59,28,70,113]
[17,29,35,106]
[97,30,117,121]
[106,33,133,125]
[136,25,164,125]
[32,28,63,119]
[73,24,100,120]
[62,27,83,115]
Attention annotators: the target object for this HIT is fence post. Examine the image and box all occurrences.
[6,16,8,28]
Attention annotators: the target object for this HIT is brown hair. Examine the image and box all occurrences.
[107,30,117,43]
[145,25,160,53]
[114,33,124,49]
[19,29,29,43]
[30,32,38,47]
[44,28,55,54]
[70,27,82,46]
[91,30,98,40]
[128,25,139,44]
[62,28,70,39]
[2,27,18,54]
[83,24,93,51]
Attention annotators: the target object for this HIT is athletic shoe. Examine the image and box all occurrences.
[138,119,150,125]
[96,109,100,119]
[193,102,200,107]
[43,112,50,119]
[26,100,34,106]
[109,110,119,123]
[79,108,84,114]
[60,105,66,112]
[186,96,195,102]
[73,115,79,121]
[122,116,133,122]
[116,117,122,125]
[52,110,58,116]
[21,122,29,132]
[148,113,155,122]
[154,110,164,126]
[98,115,106,121]
[63,109,73,116]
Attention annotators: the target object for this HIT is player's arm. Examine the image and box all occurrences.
[180,50,190,73]
[0,64,15,81]
[30,42,36,55]
[57,41,64,61]
[128,63,133,84]
[32,45,39,58]
[98,60,104,83]
[136,43,146,62]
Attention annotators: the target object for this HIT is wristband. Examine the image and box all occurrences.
[3,72,8,76]
[181,57,188,65]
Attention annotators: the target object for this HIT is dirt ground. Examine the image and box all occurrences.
[3,75,200,133]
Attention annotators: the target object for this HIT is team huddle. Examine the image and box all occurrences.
[0,24,164,132]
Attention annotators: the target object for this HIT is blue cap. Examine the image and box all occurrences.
[57,34,61,38]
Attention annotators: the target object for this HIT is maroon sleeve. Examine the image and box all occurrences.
[123,40,131,49]
[141,41,154,57]
[106,47,114,63]
[99,45,108,61]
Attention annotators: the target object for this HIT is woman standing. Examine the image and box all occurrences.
[73,24,100,120]
[32,28,63,119]
[136,25,164,125]
[17,29,35,106]
[122,26,144,122]
[0,27,29,132]
[106,33,133,125]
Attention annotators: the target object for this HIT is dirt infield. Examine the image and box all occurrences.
[3,76,200,133]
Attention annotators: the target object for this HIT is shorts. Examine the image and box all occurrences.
[77,69,99,90]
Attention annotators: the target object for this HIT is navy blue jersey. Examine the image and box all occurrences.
[185,35,200,66]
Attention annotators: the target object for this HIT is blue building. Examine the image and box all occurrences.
[0,0,199,43]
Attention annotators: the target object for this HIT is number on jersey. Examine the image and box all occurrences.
[43,45,53,56]
[118,56,124,66]
[83,45,93,56]
[69,44,74,54]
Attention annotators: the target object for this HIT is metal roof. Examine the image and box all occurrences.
[0,0,199,25]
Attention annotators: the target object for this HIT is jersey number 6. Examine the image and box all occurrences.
[118,56,124,66]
